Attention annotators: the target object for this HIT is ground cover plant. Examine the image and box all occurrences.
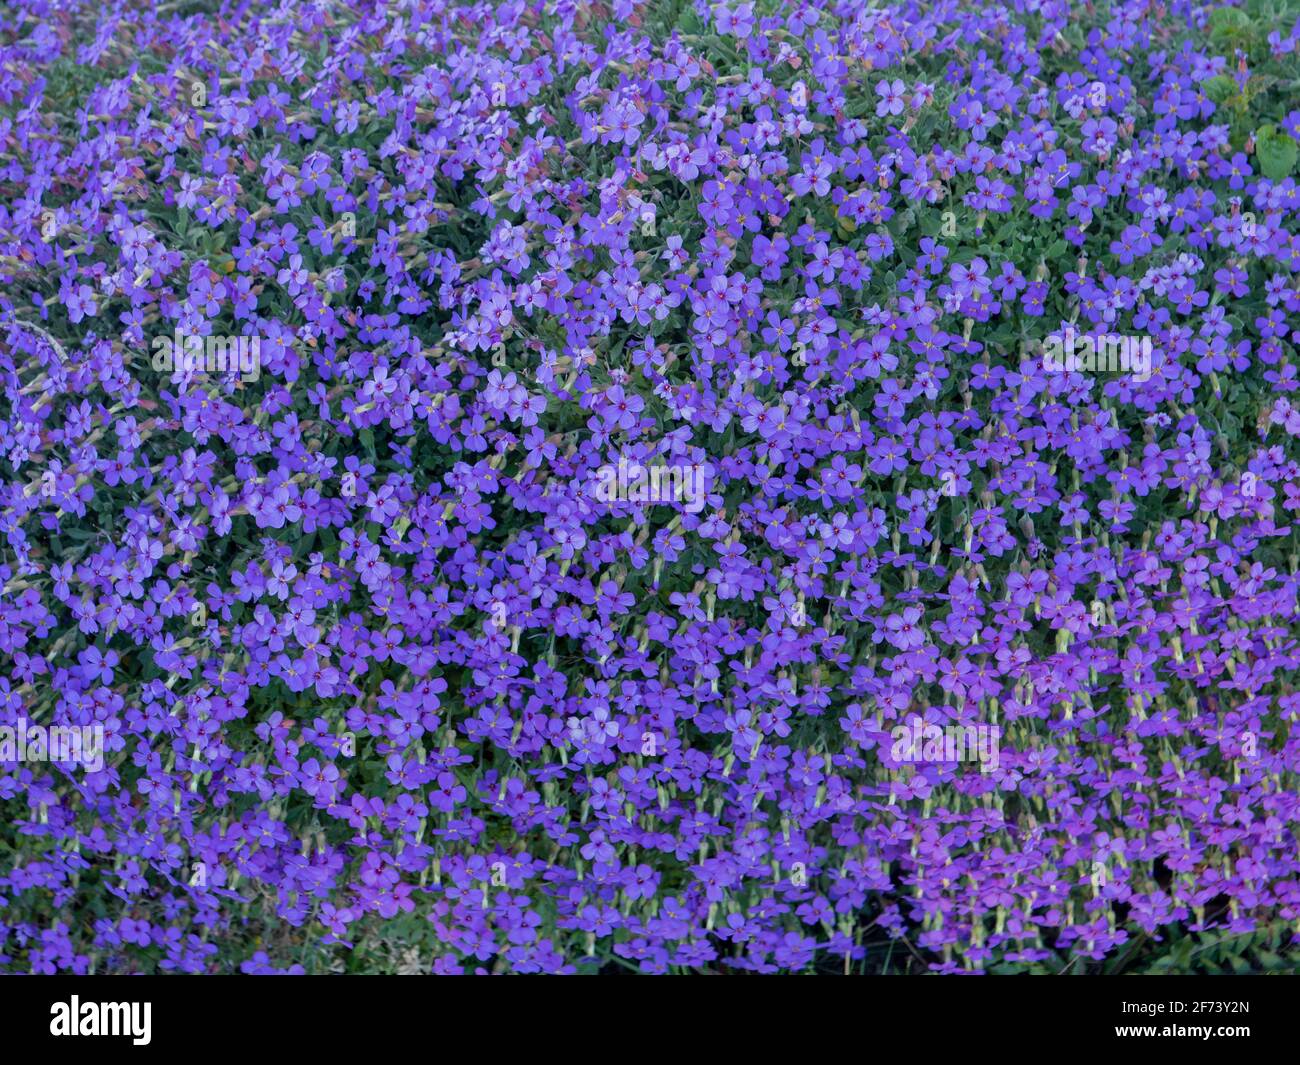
[2,0,1300,975]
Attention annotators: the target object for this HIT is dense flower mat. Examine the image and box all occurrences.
[3,0,1300,974]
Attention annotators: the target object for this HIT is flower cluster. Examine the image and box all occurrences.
[2,0,1300,974]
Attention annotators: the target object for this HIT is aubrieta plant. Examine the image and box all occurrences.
[1,0,1300,976]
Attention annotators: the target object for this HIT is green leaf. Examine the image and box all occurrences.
[1203,75,1236,103]
[1208,6,1257,52]
[1209,6,1252,34]
[1256,124,1299,180]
